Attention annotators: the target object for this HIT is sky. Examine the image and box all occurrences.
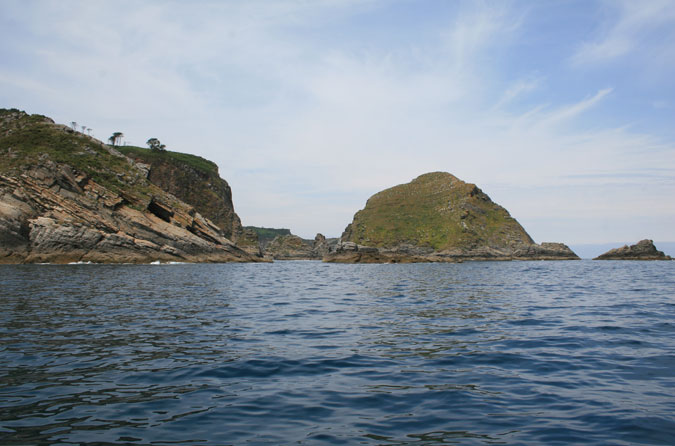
[1,0,674,249]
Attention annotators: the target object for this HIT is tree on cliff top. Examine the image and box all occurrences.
[108,132,123,146]
[147,138,166,152]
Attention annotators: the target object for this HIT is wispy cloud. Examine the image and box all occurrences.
[493,76,543,109]
[572,0,675,66]
[1,0,673,243]
[535,88,613,128]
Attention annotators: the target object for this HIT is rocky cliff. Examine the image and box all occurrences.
[594,240,672,260]
[0,109,261,263]
[326,172,578,262]
[118,146,260,255]
[263,233,337,260]
[244,226,292,250]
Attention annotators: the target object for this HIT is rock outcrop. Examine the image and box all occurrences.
[312,233,333,258]
[244,226,292,251]
[263,233,337,260]
[118,146,260,254]
[594,240,672,260]
[325,172,579,263]
[264,235,313,260]
[0,109,261,263]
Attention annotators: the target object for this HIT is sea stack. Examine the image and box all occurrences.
[325,172,579,263]
[594,240,672,260]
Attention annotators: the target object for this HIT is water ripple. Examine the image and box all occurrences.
[1,260,674,445]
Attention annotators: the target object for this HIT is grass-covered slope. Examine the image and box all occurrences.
[0,109,150,200]
[118,145,218,175]
[343,172,534,251]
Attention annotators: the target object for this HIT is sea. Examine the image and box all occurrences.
[1,260,674,445]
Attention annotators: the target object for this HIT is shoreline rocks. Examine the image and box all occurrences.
[3,110,668,265]
[594,240,672,260]
[323,241,579,263]
[0,167,262,264]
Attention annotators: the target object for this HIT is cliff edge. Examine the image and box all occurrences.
[0,109,260,263]
[118,145,260,255]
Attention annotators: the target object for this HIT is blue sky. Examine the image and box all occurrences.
[1,0,674,247]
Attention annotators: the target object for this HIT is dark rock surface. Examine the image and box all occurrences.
[594,240,672,260]
[118,146,259,252]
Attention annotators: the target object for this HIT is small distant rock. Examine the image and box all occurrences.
[594,240,672,260]
[264,234,313,260]
[263,233,338,260]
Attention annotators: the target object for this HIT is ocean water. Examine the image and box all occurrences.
[1,261,674,445]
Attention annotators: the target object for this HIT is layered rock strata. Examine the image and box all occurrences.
[118,146,261,255]
[0,109,260,263]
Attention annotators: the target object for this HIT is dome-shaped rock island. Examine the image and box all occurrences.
[325,172,579,263]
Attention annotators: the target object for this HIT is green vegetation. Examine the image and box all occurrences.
[108,132,123,147]
[0,109,240,238]
[346,172,534,250]
[0,109,145,196]
[118,145,219,175]
[244,226,292,243]
[146,138,166,152]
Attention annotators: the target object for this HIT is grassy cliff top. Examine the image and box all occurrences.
[244,226,292,243]
[0,109,150,197]
[117,145,219,176]
[345,172,535,250]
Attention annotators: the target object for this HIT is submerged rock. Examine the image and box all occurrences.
[594,240,672,260]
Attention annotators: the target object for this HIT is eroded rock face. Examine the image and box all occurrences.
[0,110,261,264]
[327,172,579,263]
[264,235,313,260]
[234,227,263,256]
[0,166,259,263]
[594,240,672,260]
[263,233,338,260]
[312,233,332,259]
[119,147,257,250]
